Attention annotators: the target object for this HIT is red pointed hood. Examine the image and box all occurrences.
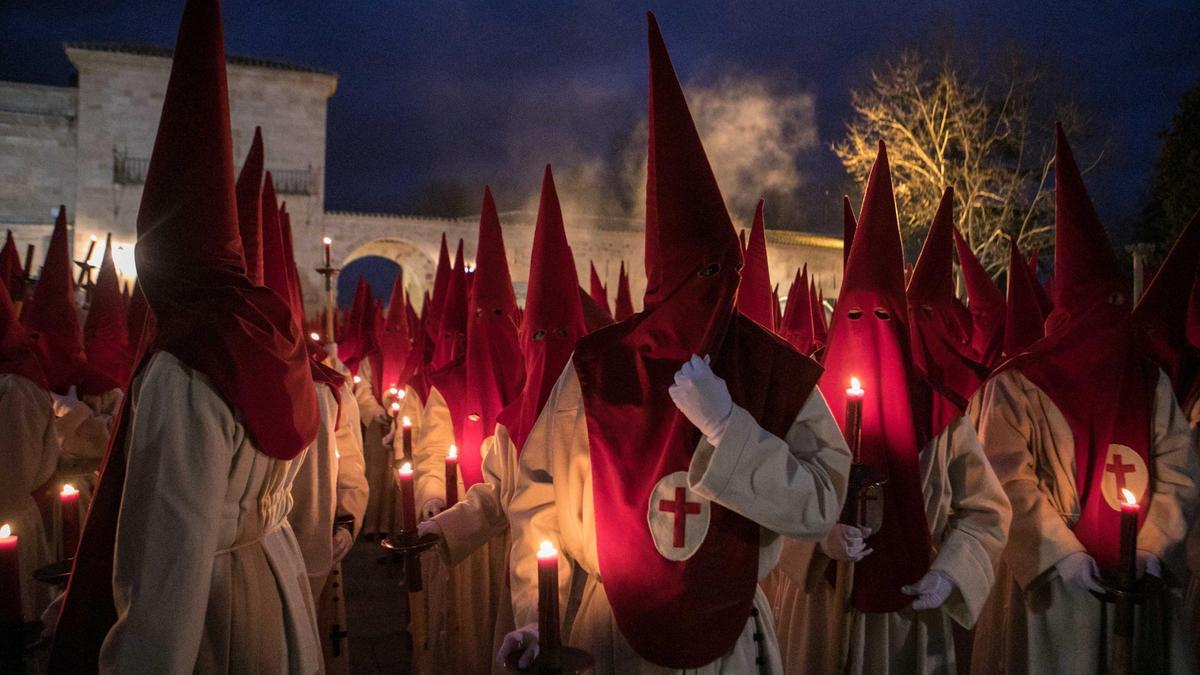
[1003,237,1046,357]
[378,269,413,392]
[235,127,264,285]
[339,276,369,371]
[1026,249,1053,317]
[1134,207,1200,402]
[589,261,612,318]
[906,187,985,413]
[460,186,525,487]
[21,207,86,394]
[0,271,47,389]
[1,231,21,300]
[81,234,132,393]
[820,140,933,614]
[425,233,452,343]
[498,166,587,453]
[52,1,319,670]
[260,172,289,302]
[808,278,827,347]
[578,285,615,332]
[779,265,814,354]
[614,261,635,320]
[738,199,775,329]
[431,239,467,369]
[953,226,1005,366]
[279,204,306,323]
[569,14,819,668]
[843,195,857,268]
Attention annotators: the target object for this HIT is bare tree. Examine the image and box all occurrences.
[835,52,1088,275]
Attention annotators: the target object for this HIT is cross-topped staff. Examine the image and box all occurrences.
[14,244,36,314]
[74,235,99,302]
[316,237,339,342]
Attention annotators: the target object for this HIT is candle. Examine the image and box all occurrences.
[1119,488,1139,587]
[401,416,413,462]
[0,525,20,625]
[445,445,459,507]
[323,237,332,268]
[390,401,401,419]
[60,484,80,558]
[844,377,864,463]
[537,540,561,658]
[352,375,362,386]
[310,331,320,342]
[397,462,417,533]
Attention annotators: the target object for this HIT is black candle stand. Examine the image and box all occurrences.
[504,644,594,674]
[1090,573,1165,675]
[380,531,437,593]
[32,558,73,586]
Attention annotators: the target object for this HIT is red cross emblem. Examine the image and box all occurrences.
[647,471,710,561]
[659,487,702,548]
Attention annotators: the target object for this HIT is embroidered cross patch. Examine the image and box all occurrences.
[646,471,710,561]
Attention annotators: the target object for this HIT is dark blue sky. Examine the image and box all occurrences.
[2,1,1198,242]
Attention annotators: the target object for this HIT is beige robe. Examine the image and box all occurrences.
[0,373,60,621]
[289,379,369,672]
[509,365,851,674]
[972,369,1199,674]
[1174,390,1200,649]
[98,352,322,674]
[415,385,507,674]
[356,359,395,536]
[51,387,122,542]
[764,416,1011,674]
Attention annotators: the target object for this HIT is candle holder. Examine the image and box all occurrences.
[380,531,437,593]
[1090,573,1165,675]
[503,644,594,674]
[32,559,73,586]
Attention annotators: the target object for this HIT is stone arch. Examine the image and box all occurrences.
[342,237,437,304]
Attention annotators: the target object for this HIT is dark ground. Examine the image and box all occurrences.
[343,537,414,674]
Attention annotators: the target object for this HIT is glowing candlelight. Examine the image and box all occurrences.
[60,484,81,558]
[397,389,406,400]
[445,444,459,507]
[1119,488,1139,586]
[390,401,401,417]
[847,376,864,397]
[537,540,561,657]
[353,375,362,385]
[0,524,18,625]
[322,237,332,267]
[310,331,320,341]
[397,462,417,533]
[844,377,864,463]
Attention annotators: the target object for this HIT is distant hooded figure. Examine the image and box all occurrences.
[498,15,850,673]
[971,127,1199,675]
[49,0,323,671]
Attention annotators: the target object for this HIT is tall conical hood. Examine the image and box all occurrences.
[52,2,318,670]
[235,126,264,285]
[614,261,635,321]
[820,140,933,614]
[425,233,452,343]
[843,195,857,268]
[0,270,47,389]
[498,166,586,452]
[260,172,289,300]
[1134,207,1200,401]
[461,186,525,487]
[279,204,305,323]
[1027,248,1053,316]
[953,227,1005,365]
[589,261,612,318]
[578,285,615,333]
[1,230,22,299]
[378,269,413,392]
[81,234,131,392]
[432,239,467,368]
[1003,237,1046,357]
[907,188,959,312]
[641,12,741,309]
[778,265,814,353]
[738,199,775,329]
[809,278,828,348]
[21,207,85,393]
[339,275,369,370]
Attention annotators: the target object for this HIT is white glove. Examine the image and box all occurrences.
[668,354,734,445]
[51,385,80,417]
[901,570,955,610]
[382,429,396,446]
[421,498,446,521]
[819,524,873,562]
[1056,551,1103,594]
[417,518,443,539]
[498,622,540,670]
[324,342,339,360]
[332,528,353,562]
[1137,550,1162,579]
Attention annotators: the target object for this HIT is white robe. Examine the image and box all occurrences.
[355,360,394,536]
[98,352,323,674]
[972,369,1199,674]
[508,364,851,674]
[764,416,1011,674]
[0,373,60,621]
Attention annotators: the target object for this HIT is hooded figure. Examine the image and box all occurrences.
[779,265,815,355]
[49,1,322,670]
[954,229,1006,367]
[22,207,86,395]
[1,230,22,300]
[765,142,1009,675]
[843,196,857,269]
[1002,237,1047,358]
[809,278,828,350]
[589,261,613,320]
[499,15,850,673]
[0,282,59,625]
[738,199,775,330]
[614,260,635,321]
[972,126,1198,675]
[80,234,132,395]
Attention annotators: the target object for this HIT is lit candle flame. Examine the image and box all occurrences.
[61,484,78,496]
[335,449,341,460]
[847,376,864,396]
[389,387,399,396]
[1121,488,1137,506]
[448,444,458,460]
[391,401,401,413]
[402,416,412,428]
[398,461,413,476]
[353,375,362,384]
[89,235,97,242]
[0,524,11,538]
[397,389,406,400]
[537,540,556,559]
[323,237,332,245]
[310,332,320,341]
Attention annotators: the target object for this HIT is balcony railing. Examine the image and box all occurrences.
[112,148,316,195]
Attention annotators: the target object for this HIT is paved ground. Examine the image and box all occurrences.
[344,537,414,674]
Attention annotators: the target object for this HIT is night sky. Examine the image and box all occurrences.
[3,1,1198,243]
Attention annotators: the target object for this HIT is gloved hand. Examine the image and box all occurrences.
[497,622,540,670]
[324,342,339,360]
[332,527,353,562]
[902,570,955,610]
[1137,550,1162,579]
[668,354,734,446]
[819,524,873,562]
[1056,551,1102,594]
[421,498,446,521]
[382,428,396,446]
[51,385,80,417]
[417,518,443,539]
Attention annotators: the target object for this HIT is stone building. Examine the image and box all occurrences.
[0,43,842,316]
